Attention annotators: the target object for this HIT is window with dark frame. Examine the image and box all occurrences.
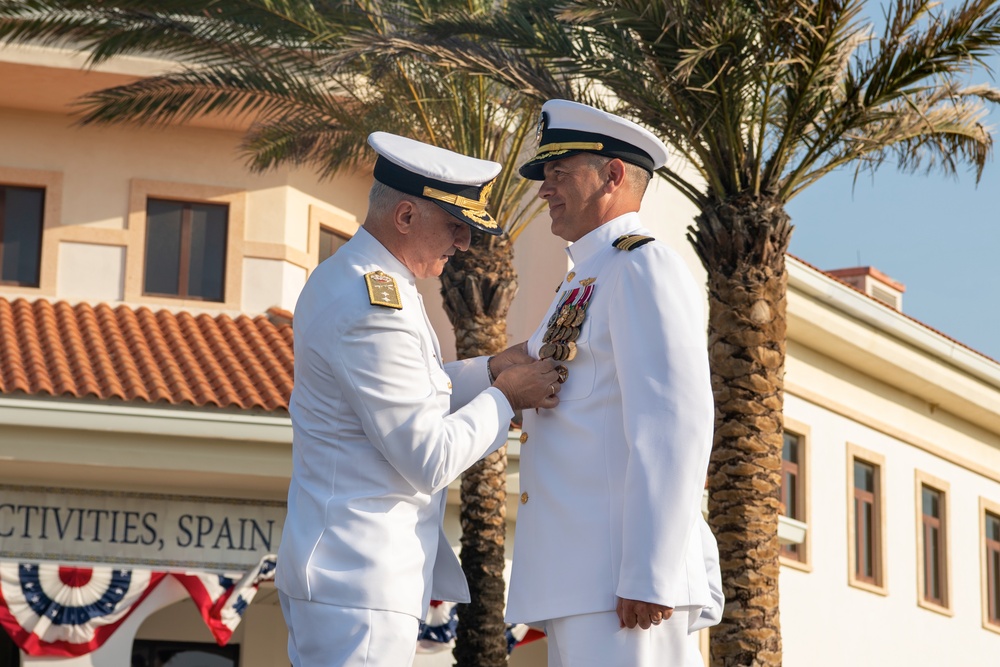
[988,511,1000,626]
[318,225,348,264]
[920,485,947,607]
[853,459,882,586]
[131,639,238,667]
[780,431,804,561]
[0,184,45,287]
[144,198,228,301]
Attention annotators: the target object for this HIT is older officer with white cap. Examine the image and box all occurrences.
[276,132,562,667]
[503,100,717,666]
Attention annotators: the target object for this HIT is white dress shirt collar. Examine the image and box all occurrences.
[352,225,416,286]
[566,211,642,266]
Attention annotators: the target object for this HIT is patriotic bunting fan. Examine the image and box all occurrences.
[0,562,165,657]
[417,600,545,655]
[173,554,277,646]
[0,556,276,657]
[0,557,541,659]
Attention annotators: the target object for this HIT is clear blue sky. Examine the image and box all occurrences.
[787,147,1000,362]
[785,6,1000,362]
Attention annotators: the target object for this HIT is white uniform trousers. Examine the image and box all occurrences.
[279,592,419,667]
[544,609,691,667]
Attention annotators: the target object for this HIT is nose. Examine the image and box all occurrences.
[538,179,554,199]
[454,223,472,251]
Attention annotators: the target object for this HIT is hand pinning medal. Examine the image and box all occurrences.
[540,281,595,364]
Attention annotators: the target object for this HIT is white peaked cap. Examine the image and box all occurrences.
[520,99,669,180]
[368,132,504,235]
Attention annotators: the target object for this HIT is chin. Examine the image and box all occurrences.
[550,218,568,239]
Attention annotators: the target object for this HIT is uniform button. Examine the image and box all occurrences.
[519,432,528,444]
[520,492,529,504]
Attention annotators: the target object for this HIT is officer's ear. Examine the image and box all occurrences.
[392,199,420,236]
[604,158,627,192]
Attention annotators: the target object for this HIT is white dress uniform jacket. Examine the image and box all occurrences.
[276,227,513,620]
[506,212,715,626]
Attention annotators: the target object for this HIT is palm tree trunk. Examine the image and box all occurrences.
[689,193,792,667]
[439,229,518,667]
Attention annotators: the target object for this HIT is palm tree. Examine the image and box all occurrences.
[0,1,570,663]
[358,0,1000,663]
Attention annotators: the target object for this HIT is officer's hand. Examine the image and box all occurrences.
[616,597,673,630]
[492,358,562,411]
[489,341,533,378]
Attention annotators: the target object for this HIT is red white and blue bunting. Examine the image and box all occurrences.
[417,600,545,655]
[0,562,166,657]
[0,558,542,659]
[172,555,277,646]
[0,555,276,657]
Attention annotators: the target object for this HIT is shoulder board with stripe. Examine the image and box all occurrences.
[612,234,655,251]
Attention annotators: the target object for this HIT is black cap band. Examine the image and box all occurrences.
[372,155,501,235]
[519,128,655,180]
[373,156,485,203]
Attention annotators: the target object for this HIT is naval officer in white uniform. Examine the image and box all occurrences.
[276,132,562,667]
[504,100,718,666]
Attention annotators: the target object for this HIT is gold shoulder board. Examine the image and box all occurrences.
[612,234,655,251]
[364,270,403,309]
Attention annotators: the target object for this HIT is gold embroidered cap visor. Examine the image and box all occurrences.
[372,155,502,236]
[518,127,656,181]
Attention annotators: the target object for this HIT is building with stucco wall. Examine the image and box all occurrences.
[1,43,998,667]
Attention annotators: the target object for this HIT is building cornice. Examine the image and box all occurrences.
[0,395,291,443]
[787,257,1000,434]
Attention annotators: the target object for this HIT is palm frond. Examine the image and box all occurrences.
[0,0,554,233]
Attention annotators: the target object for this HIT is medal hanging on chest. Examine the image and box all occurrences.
[540,283,594,361]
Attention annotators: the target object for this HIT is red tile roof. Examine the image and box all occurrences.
[0,297,294,412]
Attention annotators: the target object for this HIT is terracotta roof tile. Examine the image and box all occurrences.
[0,297,294,412]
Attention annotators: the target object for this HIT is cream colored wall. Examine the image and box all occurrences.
[135,584,289,667]
[787,341,1000,479]
[780,348,1000,666]
[0,106,369,315]
[636,170,707,288]
[57,241,125,301]
[243,256,307,314]
[0,406,291,499]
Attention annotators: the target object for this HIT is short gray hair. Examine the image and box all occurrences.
[367,180,422,220]
[584,154,651,199]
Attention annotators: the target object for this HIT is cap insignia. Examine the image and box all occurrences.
[365,270,403,309]
[612,234,655,251]
[535,111,549,143]
[461,207,498,229]
[423,177,498,230]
